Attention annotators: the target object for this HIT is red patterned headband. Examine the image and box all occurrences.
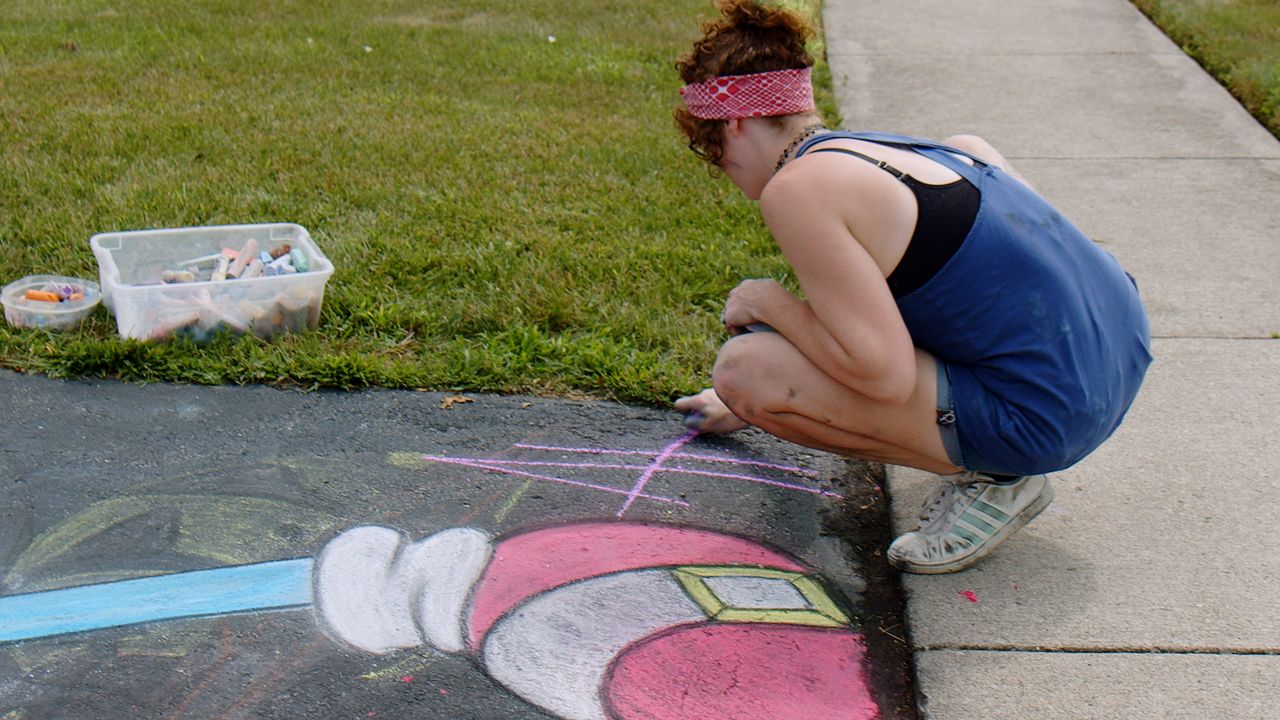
[679,67,814,119]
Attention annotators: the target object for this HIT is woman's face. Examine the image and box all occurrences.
[717,120,770,200]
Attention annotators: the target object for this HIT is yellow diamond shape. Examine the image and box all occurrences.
[672,565,851,628]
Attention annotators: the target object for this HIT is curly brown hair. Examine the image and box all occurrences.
[674,0,816,166]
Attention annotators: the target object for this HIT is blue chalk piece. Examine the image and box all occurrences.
[0,558,314,644]
[743,322,776,333]
[681,410,706,430]
[259,251,274,264]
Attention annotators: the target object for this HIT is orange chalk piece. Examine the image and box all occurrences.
[25,289,61,302]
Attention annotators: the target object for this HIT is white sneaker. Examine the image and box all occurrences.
[887,472,1053,574]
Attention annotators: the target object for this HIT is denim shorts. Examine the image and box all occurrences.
[934,357,1145,477]
[934,360,965,469]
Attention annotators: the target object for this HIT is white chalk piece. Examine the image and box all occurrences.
[240,258,265,279]
[211,255,230,282]
[268,255,297,274]
[175,253,224,268]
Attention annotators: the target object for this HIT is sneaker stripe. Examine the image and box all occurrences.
[951,525,982,545]
[971,499,1011,523]
[960,512,998,535]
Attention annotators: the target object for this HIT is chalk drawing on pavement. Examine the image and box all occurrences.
[1,429,875,719]
[1,521,876,720]
[414,430,843,517]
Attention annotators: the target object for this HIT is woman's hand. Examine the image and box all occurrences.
[722,278,786,335]
[674,388,749,434]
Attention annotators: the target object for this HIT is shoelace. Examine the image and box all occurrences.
[917,472,982,530]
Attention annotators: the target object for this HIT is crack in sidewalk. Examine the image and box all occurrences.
[919,643,1280,656]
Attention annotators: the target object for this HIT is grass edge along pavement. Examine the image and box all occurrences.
[0,0,836,404]
[1132,0,1280,139]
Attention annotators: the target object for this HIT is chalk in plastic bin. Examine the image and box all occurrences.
[1,275,101,330]
[290,247,310,273]
[225,238,258,278]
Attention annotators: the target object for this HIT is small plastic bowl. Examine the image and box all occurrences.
[1,274,102,331]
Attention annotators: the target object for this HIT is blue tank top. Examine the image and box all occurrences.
[795,131,1152,474]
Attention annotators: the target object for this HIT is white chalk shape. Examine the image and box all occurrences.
[313,525,492,654]
[703,575,812,610]
[413,528,492,651]
[482,569,706,720]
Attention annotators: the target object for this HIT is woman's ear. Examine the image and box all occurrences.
[724,118,743,137]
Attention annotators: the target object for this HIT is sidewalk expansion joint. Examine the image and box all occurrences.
[918,643,1280,657]
[1150,335,1280,341]
[1012,156,1280,161]
[827,51,1188,58]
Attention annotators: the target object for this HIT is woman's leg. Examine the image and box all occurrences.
[709,330,961,474]
[707,330,1053,574]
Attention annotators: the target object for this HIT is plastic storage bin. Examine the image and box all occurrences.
[1,275,102,330]
[90,223,333,341]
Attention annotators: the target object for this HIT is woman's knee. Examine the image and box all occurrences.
[942,134,1019,178]
[710,335,773,420]
[943,134,990,156]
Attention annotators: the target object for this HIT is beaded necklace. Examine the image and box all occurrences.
[774,123,827,173]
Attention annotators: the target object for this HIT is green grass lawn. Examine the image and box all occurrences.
[1134,0,1280,138]
[0,0,835,402]
[2,0,1272,404]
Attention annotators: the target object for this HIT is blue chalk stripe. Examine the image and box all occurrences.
[0,558,314,644]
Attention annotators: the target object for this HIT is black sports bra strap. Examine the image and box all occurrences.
[808,147,910,181]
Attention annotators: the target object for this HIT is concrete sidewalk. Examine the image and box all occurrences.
[823,0,1280,717]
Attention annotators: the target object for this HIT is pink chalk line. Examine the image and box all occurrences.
[420,455,691,507]
[616,430,698,517]
[438,458,840,498]
[513,443,820,477]
[419,432,843,514]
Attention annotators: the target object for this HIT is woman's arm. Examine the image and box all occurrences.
[740,167,918,404]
